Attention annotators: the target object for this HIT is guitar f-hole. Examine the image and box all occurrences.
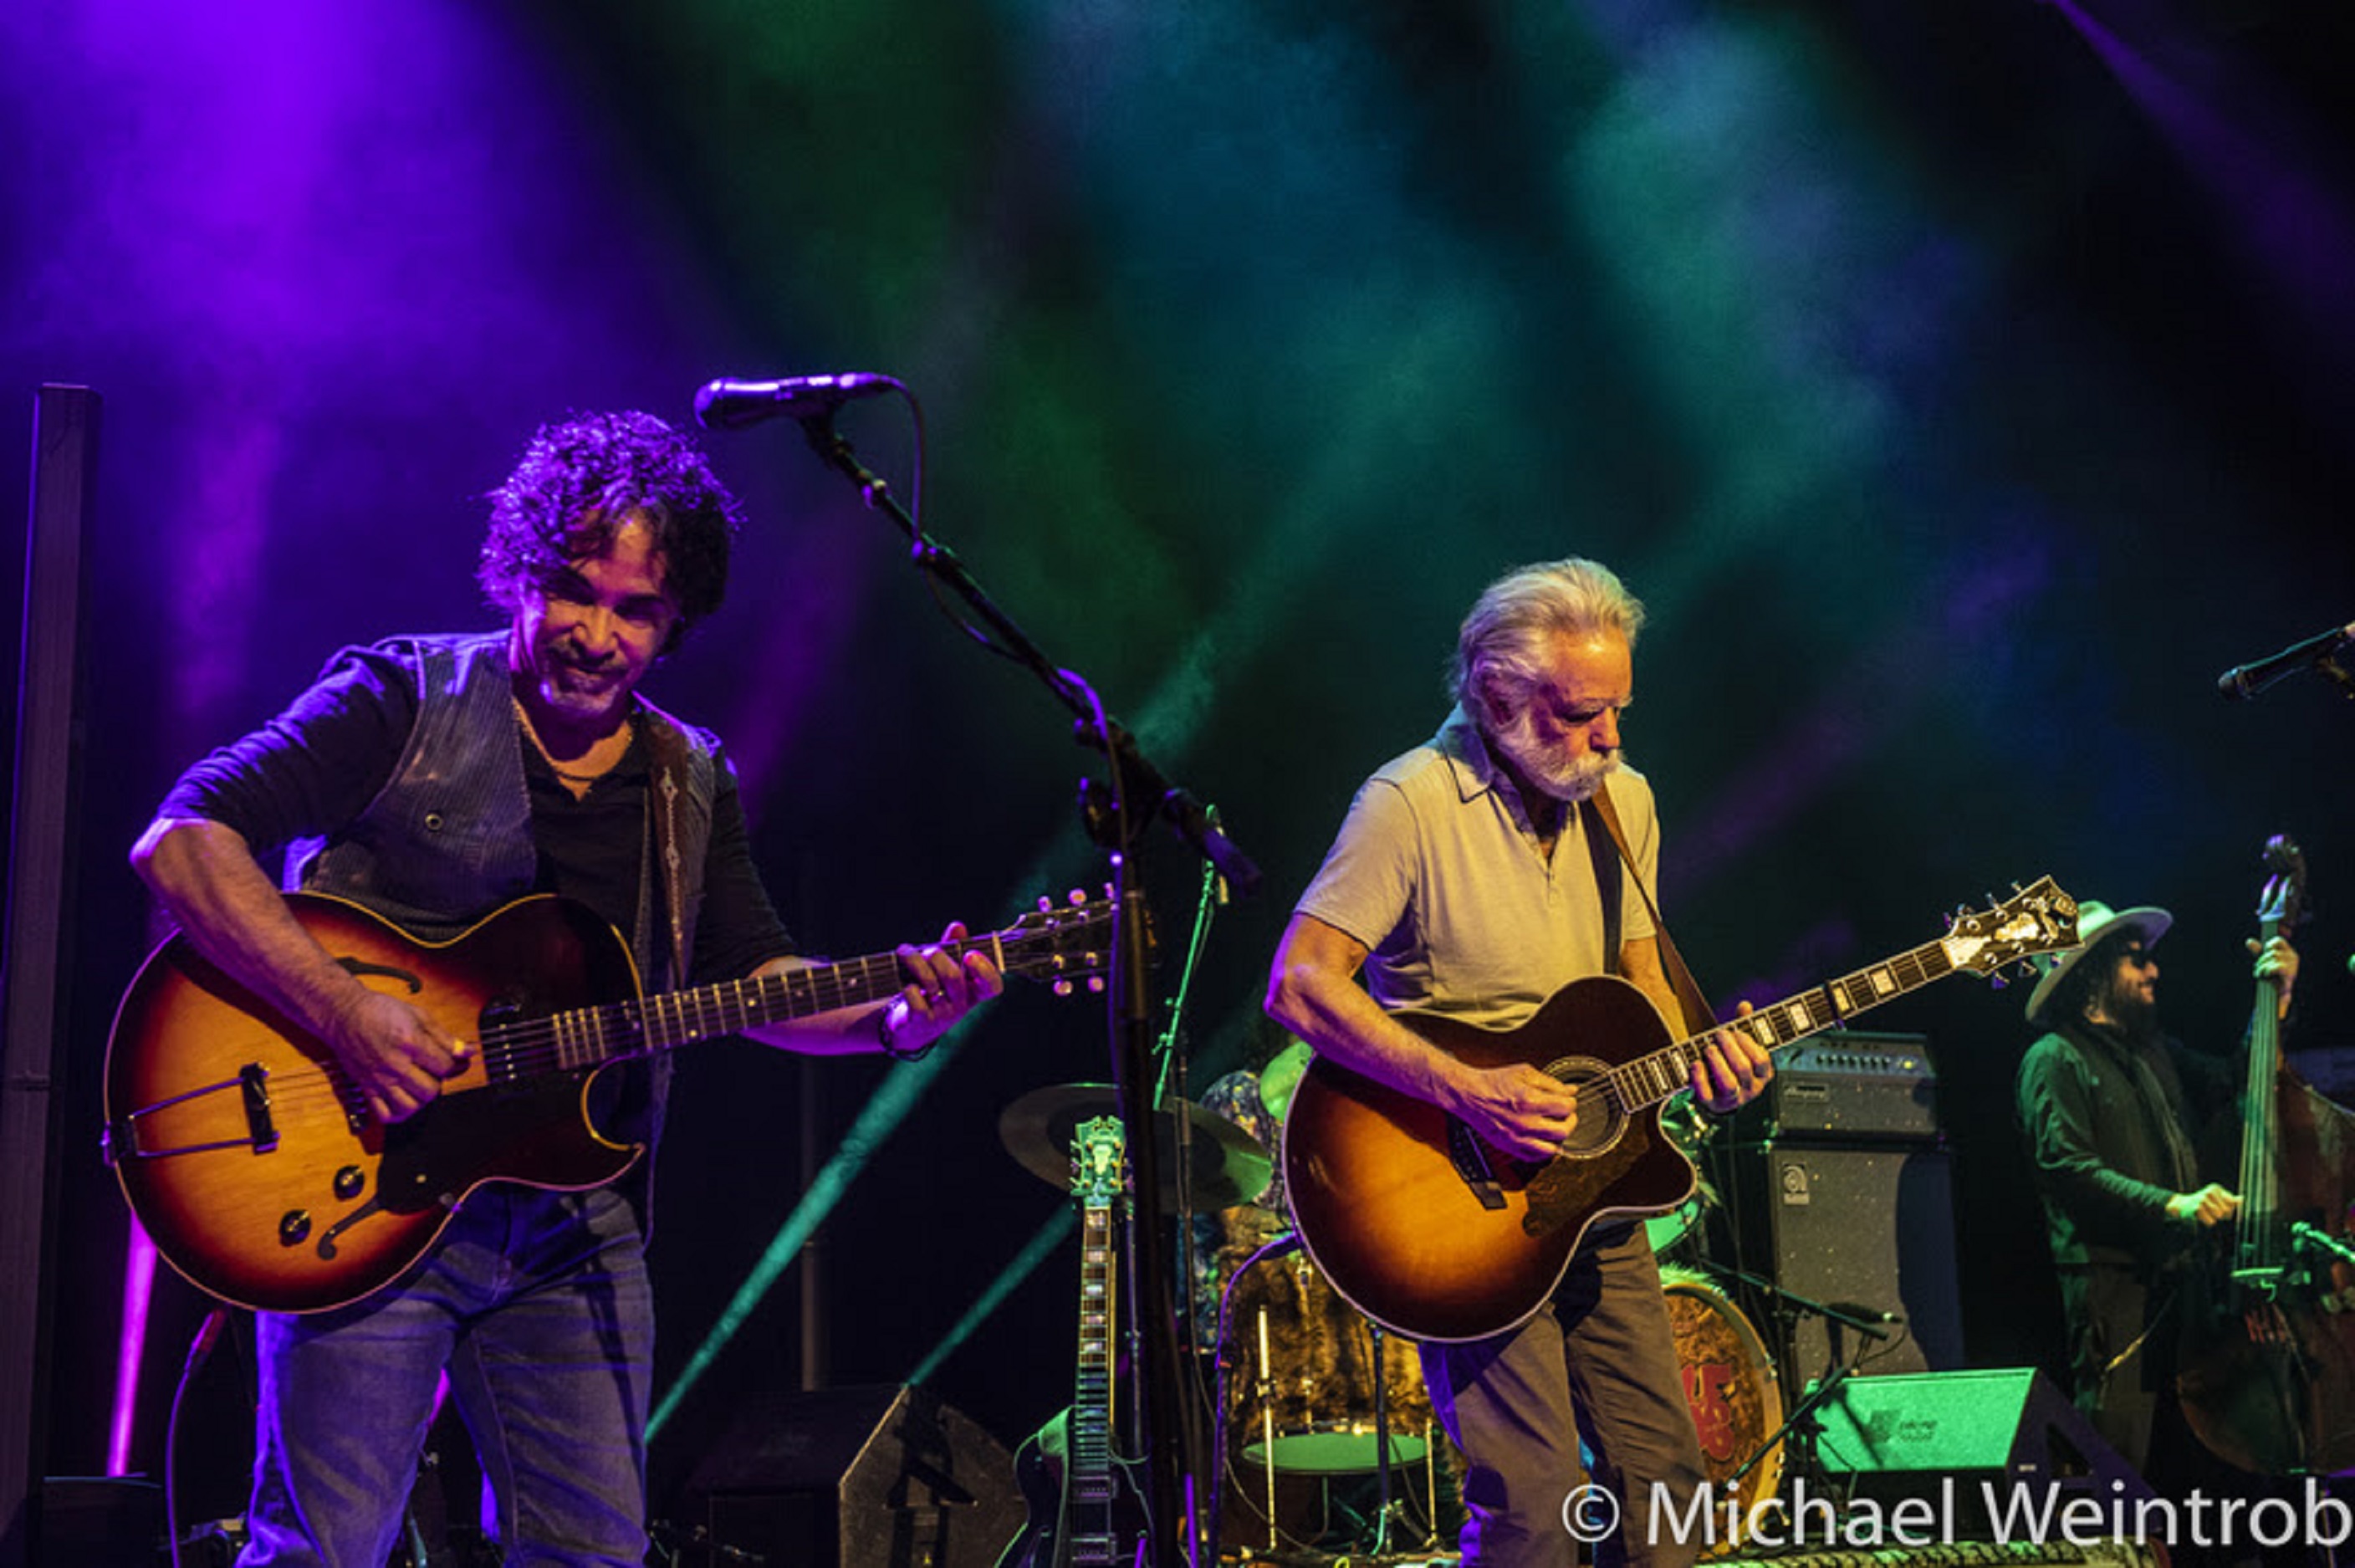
[337,955,422,993]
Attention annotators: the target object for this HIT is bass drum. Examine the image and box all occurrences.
[1214,1204,1437,1475]
[1662,1269,1781,1557]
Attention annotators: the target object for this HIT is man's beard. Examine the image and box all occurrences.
[1489,709,1623,803]
[2099,976,2162,1047]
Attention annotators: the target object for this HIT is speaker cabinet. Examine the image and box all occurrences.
[1734,1142,1963,1391]
[684,1384,1023,1568]
[37,1477,163,1568]
[1812,1368,2152,1537]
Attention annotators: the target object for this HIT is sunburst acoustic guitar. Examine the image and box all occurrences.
[1282,878,2081,1343]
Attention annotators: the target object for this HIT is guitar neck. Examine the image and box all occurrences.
[1070,1198,1119,1513]
[521,932,1004,1070]
[2235,913,2290,1276]
[1616,933,1959,1111]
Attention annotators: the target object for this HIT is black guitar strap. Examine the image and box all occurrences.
[1581,784,1719,1036]
[1577,793,1623,973]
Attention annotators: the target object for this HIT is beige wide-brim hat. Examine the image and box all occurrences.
[2025,900,2173,1025]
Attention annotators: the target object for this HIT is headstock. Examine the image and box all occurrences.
[997,889,1116,995]
[1943,876,2082,978]
[2258,835,2307,942]
[1070,1115,1126,1209]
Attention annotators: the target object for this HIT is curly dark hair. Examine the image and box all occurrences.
[478,411,742,650]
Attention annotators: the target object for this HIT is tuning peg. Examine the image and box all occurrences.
[1038,896,1053,912]
[1070,888,1091,907]
[1087,977,1106,994]
[1054,979,1074,997]
[1989,973,2009,990]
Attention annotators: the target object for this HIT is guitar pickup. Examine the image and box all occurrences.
[1446,1118,1508,1211]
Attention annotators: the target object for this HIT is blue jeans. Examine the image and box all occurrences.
[1420,1226,1706,1568]
[238,1185,655,1568]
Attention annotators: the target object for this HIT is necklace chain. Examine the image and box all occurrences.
[513,697,616,784]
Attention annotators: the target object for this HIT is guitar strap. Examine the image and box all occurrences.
[1581,784,1719,1035]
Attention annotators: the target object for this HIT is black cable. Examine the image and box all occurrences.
[165,1307,230,1568]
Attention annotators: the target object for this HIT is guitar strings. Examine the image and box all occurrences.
[1591,940,1953,1116]
[188,953,940,1126]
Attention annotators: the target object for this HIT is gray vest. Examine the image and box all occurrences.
[288,631,721,988]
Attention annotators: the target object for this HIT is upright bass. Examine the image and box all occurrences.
[2175,836,2355,1473]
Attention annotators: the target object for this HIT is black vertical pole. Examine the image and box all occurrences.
[0,385,99,1568]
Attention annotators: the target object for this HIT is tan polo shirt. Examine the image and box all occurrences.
[1295,706,1659,1031]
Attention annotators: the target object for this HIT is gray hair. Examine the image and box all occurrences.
[1451,558,1646,707]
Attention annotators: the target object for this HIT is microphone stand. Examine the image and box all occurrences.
[1708,1264,1888,1499]
[2294,1222,2355,1269]
[794,412,1261,1568]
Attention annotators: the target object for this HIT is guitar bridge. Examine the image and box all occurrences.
[1446,1118,1508,1211]
[102,1062,280,1162]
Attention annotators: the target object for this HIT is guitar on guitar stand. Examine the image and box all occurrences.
[1000,1116,1152,1568]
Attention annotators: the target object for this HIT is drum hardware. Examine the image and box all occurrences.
[1211,1231,1304,1561]
[1208,1231,1441,1558]
[1359,1318,1440,1559]
[1255,1305,1279,1560]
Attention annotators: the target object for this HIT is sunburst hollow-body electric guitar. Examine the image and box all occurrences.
[105,890,1113,1314]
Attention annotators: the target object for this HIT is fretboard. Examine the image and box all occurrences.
[491,934,1003,1077]
[1069,1198,1120,1560]
[1607,934,1959,1111]
[2235,917,2291,1278]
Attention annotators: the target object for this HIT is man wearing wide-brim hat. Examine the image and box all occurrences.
[2014,899,2298,1481]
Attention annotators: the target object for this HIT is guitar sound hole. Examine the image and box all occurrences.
[1552,1058,1623,1158]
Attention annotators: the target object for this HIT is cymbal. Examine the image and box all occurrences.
[999,1083,1274,1213]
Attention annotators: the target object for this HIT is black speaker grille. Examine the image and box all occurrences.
[1736,1142,1964,1392]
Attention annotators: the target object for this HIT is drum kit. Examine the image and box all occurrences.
[997,1070,1806,1561]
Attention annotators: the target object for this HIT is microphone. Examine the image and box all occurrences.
[692,373,897,431]
[2215,620,2355,701]
[1824,1301,1898,1341]
[1826,1300,1899,1321]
